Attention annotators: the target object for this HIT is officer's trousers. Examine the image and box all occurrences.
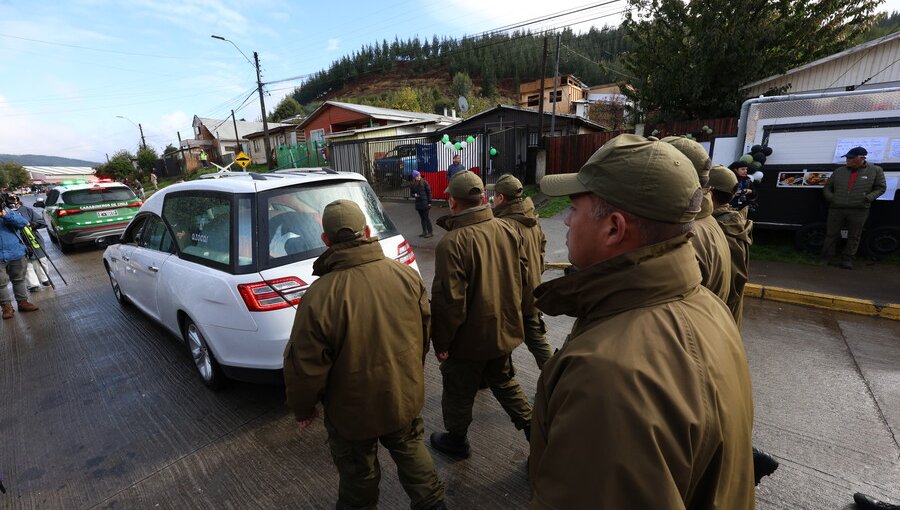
[440,355,532,437]
[522,312,552,369]
[326,416,444,510]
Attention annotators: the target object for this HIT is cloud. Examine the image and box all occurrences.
[131,0,249,37]
[0,94,108,162]
[326,38,340,52]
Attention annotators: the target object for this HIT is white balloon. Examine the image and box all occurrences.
[444,142,454,150]
[459,141,467,149]
[751,171,764,183]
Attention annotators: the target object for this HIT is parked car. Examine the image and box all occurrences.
[36,181,142,253]
[373,144,419,181]
[100,170,418,389]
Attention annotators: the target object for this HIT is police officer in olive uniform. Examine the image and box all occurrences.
[822,146,887,269]
[283,200,446,510]
[531,135,755,509]
[661,136,732,304]
[429,171,533,459]
[709,164,754,327]
[488,174,553,369]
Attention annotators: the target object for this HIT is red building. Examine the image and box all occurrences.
[297,101,457,144]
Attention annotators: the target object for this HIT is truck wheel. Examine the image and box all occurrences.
[864,226,900,258]
[794,222,827,253]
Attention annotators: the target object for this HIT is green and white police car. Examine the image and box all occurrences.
[36,180,142,253]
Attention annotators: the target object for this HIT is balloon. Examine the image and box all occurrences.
[454,142,462,150]
[751,171,764,183]
[739,154,754,164]
[466,135,475,144]
[459,141,467,149]
[444,142,454,150]
[489,147,498,157]
[752,152,766,163]
[750,161,763,170]
[751,144,763,153]
[762,146,773,156]
[441,134,450,143]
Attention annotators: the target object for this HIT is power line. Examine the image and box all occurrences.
[857,54,900,87]
[560,41,635,80]
[0,32,211,60]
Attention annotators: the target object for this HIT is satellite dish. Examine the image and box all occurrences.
[458,96,469,113]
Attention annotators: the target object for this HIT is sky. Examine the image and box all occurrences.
[0,0,897,163]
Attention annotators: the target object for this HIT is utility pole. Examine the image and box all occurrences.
[550,33,561,135]
[231,109,241,156]
[255,51,274,169]
[138,123,147,150]
[537,36,549,146]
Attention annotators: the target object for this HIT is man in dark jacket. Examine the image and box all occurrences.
[0,199,40,320]
[430,171,532,459]
[728,160,757,211]
[488,174,552,369]
[410,171,433,238]
[283,199,445,510]
[822,146,887,269]
[532,134,754,509]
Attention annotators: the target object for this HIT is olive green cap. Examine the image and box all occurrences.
[709,164,738,193]
[661,136,711,183]
[539,134,702,223]
[322,199,366,242]
[445,170,484,199]
[486,174,523,198]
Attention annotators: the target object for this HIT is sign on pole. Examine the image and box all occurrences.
[235,152,252,169]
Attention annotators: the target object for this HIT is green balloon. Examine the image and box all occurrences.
[454,142,462,150]
[489,147,498,157]
[740,154,754,164]
[750,161,763,169]
[466,135,475,144]
[441,134,450,143]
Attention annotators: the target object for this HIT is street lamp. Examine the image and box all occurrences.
[211,34,274,170]
[116,115,147,150]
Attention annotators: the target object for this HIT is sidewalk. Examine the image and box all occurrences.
[383,200,900,308]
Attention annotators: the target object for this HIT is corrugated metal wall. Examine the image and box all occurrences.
[747,38,900,96]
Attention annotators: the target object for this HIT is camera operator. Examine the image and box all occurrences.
[0,193,40,320]
[8,194,52,290]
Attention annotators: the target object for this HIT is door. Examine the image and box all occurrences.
[128,216,175,320]
[113,215,149,299]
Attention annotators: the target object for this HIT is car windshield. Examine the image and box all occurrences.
[62,187,135,205]
[262,180,398,267]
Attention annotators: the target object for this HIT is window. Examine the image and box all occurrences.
[261,181,398,268]
[140,217,174,253]
[527,94,540,107]
[309,128,325,145]
[547,90,563,103]
[122,216,150,245]
[62,186,135,205]
[253,139,260,151]
[45,189,60,206]
[163,194,232,268]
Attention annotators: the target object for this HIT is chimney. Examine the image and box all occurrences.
[451,108,456,118]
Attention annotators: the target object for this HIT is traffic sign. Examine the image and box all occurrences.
[235,152,251,169]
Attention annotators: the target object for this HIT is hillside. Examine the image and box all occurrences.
[0,154,100,167]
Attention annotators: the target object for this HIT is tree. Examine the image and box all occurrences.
[481,68,497,98]
[451,72,473,100]
[136,146,158,180]
[269,96,303,122]
[391,87,421,112]
[0,161,30,189]
[164,143,179,156]
[622,0,884,120]
[96,150,136,182]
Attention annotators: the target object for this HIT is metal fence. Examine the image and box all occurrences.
[329,128,527,200]
[276,141,328,169]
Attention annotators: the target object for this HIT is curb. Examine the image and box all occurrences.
[744,284,900,321]
[544,263,899,321]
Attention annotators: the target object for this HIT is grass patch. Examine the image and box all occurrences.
[750,229,900,267]
[523,184,571,218]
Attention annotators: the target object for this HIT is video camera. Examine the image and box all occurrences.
[0,192,17,209]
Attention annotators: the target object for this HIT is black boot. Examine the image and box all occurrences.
[752,447,779,485]
[854,493,900,510]
[430,431,471,459]
[523,423,531,442]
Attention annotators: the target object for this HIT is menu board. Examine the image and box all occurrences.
[832,138,888,163]
[777,171,832,188]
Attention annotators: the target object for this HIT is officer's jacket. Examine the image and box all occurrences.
[431,206,528,360]
[692,193,733,304]
[283,238,430,440]
[713,205,754,327]
[492,199,546,315]
[823,163,886,209]
[530,235,755,510]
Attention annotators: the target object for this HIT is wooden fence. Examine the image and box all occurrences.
[545,130,631,175]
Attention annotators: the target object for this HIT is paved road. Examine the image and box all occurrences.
[0,199,898,509]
